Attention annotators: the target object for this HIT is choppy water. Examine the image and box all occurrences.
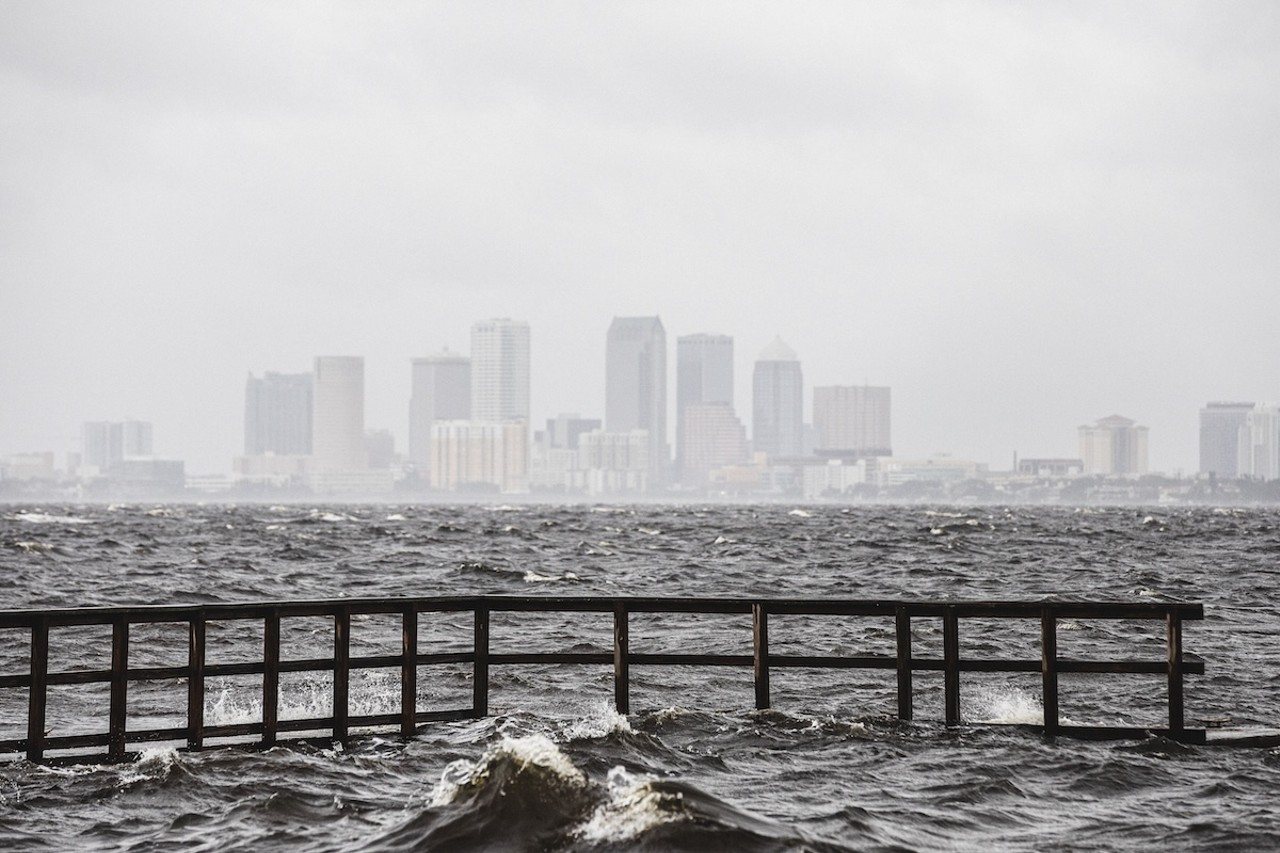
[1,502,1279,851]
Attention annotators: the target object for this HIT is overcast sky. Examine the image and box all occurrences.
[2,1,1277,476]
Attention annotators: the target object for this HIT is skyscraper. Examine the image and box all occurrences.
[1079,414,1148,475]
[312,356,366,473]
[1199,402,1253,478]
[606,316,667,487]
[813,385,891,457]
[82,419,154,470]
[244,371,313,456]
[752,337,804,460]
[408,350,471,474]
[676,333,734,481]
[470,319,530,423]
[1241,404,1280,480]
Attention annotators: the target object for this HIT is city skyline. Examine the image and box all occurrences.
[6,312,1280,480]
[2,3,1278,477]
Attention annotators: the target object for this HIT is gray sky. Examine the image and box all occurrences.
[2,1,1277,476]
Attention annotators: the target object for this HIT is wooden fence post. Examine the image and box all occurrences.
[26,617,49,763]
[943,606,960,727]
[1040,606,1059,736]
[188,614,206,750]
[473,606,489,717]
[263,610,280,746]
[895,606,912,721]
[109,617,129,759]
[613,602,629,715]
[1167,608,1184,733]
[333,608,350,744]
[753,603,770,710]
[401,606,417,736]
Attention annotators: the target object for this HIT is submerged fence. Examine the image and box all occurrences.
[0,596,1205,763]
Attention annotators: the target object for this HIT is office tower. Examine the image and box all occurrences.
[813,385,892,456]
[1199,402,1253,478]
[244,372,313,456]
[606,316,668,486]
[676,333,734,480]
[752,337,804,460]
[1241,404,1280,480]
[312,356,366,473]
[470,319,531,423]
[1079,414,1148,475]
[408,350,471,473]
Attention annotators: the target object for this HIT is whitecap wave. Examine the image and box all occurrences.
[10,512,94,525]
[574,765,681,843]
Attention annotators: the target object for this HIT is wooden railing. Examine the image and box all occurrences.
[0,597,1205,763]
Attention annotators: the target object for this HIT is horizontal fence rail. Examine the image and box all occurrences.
[0,597,1205,763]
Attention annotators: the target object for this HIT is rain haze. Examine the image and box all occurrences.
[1,1,1277,479]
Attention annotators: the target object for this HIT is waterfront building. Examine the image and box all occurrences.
[680,403,748,488]
[812,385,891,457]
[577,429,650,496]
[676,333,735,483]
[312,356,366,474]
[1079,415,1148,476]
[431,421,529,493]
[82,419,153,472]
[408,350,471,477]
[751,337,804,461]
[606,317,667,488]
[244,371,312,456]
[1199,402,1254,479]
[1241,404,1280,481]
[470,319,530,424]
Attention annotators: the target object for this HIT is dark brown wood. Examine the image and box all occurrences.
[109,616,129,759]
[333,608,350,743]
[0,595,1209,763]
[188,615,206,750]
[753,603,770,710]
[895,606,912,721]
[263,610,280,746]
[26,617,49,763]
[473,606,489,717]
[1041,607,1059,736]
[943,606,960,727]
[1167,609,1184,732]
[613,601,629,715]
[401,606,417,736]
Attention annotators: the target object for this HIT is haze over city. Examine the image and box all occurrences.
[2,2,1278,478]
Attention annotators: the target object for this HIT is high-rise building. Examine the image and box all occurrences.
[244,372,312,456]
[1199,402,1253,478]
[470,319,530,423]
[1241,404,1280,480]
[752,337,804,460]
[1079,414,1148,476]
[408,350,471,475]
[606,316,667,487]
[431,421,529,493]
[312,356,366,473]
[676,333,734,481]
[121,420,153,458]
[82,419,154,471]
[680,403,748,487]
[813,385,891,457]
